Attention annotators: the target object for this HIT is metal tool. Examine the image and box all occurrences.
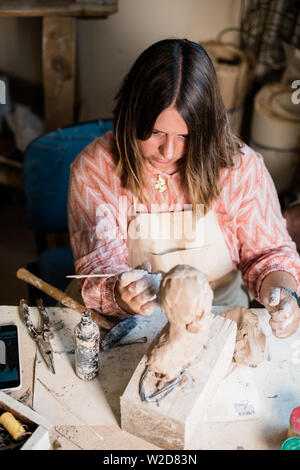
[19,298,55,374]
[115,336,147,348]
[100,316,139,350]
[139,365,187,404]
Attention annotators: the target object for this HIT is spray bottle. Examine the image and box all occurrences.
[74,310,100,380]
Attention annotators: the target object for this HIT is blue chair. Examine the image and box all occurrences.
[23,119,114,305]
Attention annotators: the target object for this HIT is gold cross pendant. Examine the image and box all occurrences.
[154,174,167,192]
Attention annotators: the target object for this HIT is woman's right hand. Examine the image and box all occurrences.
[115,263,162,316]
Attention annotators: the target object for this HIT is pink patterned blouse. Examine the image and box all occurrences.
[67,131,300,317]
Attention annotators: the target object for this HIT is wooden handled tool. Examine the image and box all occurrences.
[16,268,115,331]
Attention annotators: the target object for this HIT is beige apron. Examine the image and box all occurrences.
[127,208,249,307]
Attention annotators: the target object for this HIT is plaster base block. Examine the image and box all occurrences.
[120,315,237,450]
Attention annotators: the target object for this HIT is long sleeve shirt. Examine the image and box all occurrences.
[67,131,300,317]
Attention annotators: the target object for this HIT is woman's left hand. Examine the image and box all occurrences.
[262,287,300,338]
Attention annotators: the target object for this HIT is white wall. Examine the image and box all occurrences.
[77,0,241,120]
[0,17,42,84]
[0,0,241,121]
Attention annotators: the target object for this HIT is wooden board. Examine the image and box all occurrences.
[42,16,76,131]
[120,315,237,450]
[0,1,118,18]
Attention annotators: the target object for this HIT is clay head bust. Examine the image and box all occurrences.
[146,265,214,382]
[159,264,214,334]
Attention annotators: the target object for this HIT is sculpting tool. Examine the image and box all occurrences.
[16,268,114,330]
[116,336,147,347]
[66,273,118,279]
[16,268,140,349]
[100,316,139,350]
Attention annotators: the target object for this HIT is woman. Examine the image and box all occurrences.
[68,39,300,338]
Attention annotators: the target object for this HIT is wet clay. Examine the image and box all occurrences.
[147,265,214,382]
[146,265,267,382]
[222,306,266,367]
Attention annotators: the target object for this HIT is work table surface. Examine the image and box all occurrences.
[1,304,299,450]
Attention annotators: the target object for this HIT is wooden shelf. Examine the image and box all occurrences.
[0,1,118,131]
[0,1,118,18]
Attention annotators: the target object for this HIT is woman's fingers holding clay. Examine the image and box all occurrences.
[270,297,293,322]
[270,316,299,338]
[127,276,153,297]
[268,295,300,338]
[118,278,150,305]
[140,298,160,316]
[116,267,162,316]
[130,287,157,310]
[267,287,281,307]
[124,273,161,297]
[120,286,158,316]
[118,269,148,289]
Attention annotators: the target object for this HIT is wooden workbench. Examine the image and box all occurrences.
[1,304,299,450]
[0,1,118,131]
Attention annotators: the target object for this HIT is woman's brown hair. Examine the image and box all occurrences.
[113,38,242,212]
